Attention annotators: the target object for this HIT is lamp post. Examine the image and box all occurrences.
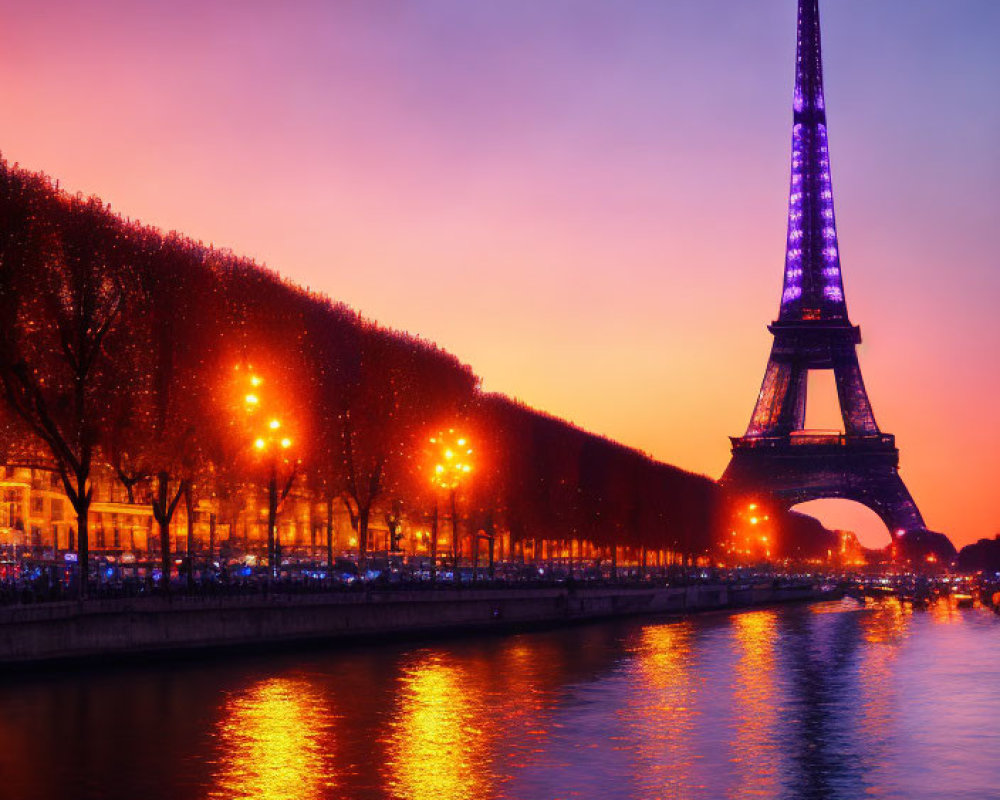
[745,503,771,563]
[256,424,293,580]
[242,370,296,581]
[429,429,472,587]
[430,505,438,585]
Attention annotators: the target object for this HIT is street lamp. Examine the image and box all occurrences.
[242,369,296,580]
[730,500,772,565]
[429,429,473,586]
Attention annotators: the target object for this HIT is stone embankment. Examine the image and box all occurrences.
[0,583,830,667]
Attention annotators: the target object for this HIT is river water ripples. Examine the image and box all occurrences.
[1,597,997,800]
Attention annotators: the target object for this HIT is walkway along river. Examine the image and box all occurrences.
[0,582,826,667]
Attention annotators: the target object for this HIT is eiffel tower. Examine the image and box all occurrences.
[721,0,926,534]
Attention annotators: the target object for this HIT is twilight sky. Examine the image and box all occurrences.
[1,0,997,548]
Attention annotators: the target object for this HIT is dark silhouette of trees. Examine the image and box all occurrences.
[0,165,140,597]
[104,233,222,589]
[333,325,477,566]
[214,272,315,578]
[956,535,1000,573]
[0,155,842,581]
[471,393,733,563]
[300,296,358,568]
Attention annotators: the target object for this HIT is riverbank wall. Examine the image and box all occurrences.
[0,583,830,667]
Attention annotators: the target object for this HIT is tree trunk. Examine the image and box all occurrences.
[325,496,334,575]
[267,468,278,580]
[358,504,370,576]
[209,513,216,567]
[450,489,460,586]
[73,497,90,600]
[430,502,438,585]
[152,473,183,593]
[158,515,171,592]
[184,485,195,591]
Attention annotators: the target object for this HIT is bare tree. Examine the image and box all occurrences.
[337,327,476,569]
[0,169,138,597]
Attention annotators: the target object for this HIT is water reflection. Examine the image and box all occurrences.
[929,595,963,625]
[493,639,558,770]
[385,652,494,800]
[208,676,336,800]
[778,604,870,799]
[855,600,911,798]
[623,621,700,798]
[0,602,998,800]
[729,611,779,798]
[861,598,912,645]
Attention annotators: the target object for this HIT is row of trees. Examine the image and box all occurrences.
[0,157,830,598]
[0,158,478,594]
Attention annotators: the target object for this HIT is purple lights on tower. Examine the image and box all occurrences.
[779,0,847,319]
[782,123,806,304]
[724,0,928,537]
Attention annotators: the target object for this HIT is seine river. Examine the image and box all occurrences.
[1,598,998,800]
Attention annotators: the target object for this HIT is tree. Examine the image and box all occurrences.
[0,156,740,593]
[337,326,477,569]
[300,296,359,573]
[212,262,316,578]
[101,233,222,590]
[0,167,139,597]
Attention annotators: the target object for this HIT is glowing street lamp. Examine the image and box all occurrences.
[429,429,473,585]
[240,369,297,579]
[732,501,773,565]
[430,431,473,492]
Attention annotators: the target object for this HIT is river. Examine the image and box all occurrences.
[0,598,997,800]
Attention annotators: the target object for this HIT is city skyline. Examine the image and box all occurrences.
[1,0,997,546]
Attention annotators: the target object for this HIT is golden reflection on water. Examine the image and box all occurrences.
[384,652,494,800]
[929,595,963,624]
[208,676,335,800]
[861,598,911,645]
[729,610,779,799]
[495,640,553,766]
[623,621,698,799]
[857,600,910,794]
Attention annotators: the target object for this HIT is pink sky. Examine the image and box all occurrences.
[1,0,997,547]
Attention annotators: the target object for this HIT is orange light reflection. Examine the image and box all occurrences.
[208,677,335,800]
[730,610,780,797]
[622,622,699,799]
[384,653,494,800]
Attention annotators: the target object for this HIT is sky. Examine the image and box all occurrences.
[1,0,997,548]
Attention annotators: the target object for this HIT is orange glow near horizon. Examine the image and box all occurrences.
[1,3,995,547]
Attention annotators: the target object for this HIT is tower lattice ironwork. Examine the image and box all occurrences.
[721,0,926,534]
